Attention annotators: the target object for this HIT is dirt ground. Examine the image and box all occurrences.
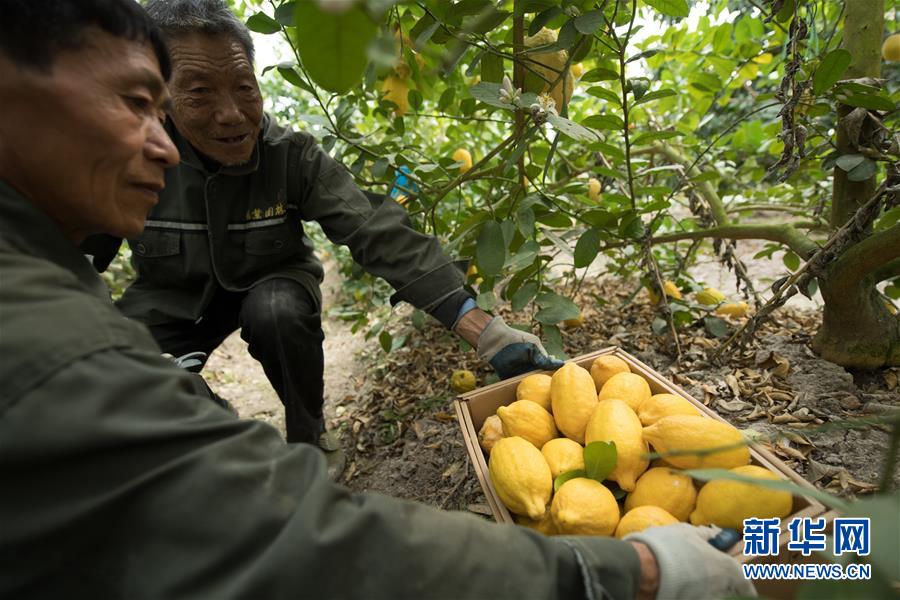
[203,240,898,520]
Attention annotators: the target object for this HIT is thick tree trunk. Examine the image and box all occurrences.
[810,0,899,368]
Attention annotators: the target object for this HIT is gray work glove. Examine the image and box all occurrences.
[626,524,757,599]
[476,316,565,379]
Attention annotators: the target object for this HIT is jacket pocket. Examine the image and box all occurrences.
[244,225,298,256]
[132,230,180,257]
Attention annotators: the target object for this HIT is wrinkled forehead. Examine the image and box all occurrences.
[167,32,254,83]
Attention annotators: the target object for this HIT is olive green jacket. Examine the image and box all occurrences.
[0,181,642,598]
[117,115,465,326]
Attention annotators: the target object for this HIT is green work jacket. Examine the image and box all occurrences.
[117,115,464,326]
[0,180,642,598]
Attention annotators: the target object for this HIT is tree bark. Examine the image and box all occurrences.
[830,0,883,227]
[811,1,898,368]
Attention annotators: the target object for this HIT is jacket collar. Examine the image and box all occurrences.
[0,180,110,301]
[167,115,266,177]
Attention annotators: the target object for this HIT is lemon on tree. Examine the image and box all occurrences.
[638,393,701,426]
[589,355,631,391]
[615,506,679,539]
[624,467,697,522]
[489,436,553,519]
[642,415,751,469]
[452,148,473,173]
[380,70,409,116]
[588,177,602,202]
[478,414,504,454]
[597,372,652,412]
[516,373,553,412]
[690,465,793,529]
[695,287,726,306]
[716,302,750,317]
[541,437,585,479]
[550,362,598,444]
[585,399,649,491]
[647,280,682,304]
[496,400,558,449]
[523,28,574,111]
[562,311,584,329]
[551,478,620,536]
[450,369,476,393]
[883,34,900,61]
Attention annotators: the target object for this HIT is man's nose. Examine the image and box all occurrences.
[214,93,245,126]
[147,119,179,168]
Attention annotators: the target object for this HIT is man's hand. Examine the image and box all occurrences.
[455,310,564,379]
[626,524,757,599]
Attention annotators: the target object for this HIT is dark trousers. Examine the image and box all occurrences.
[147,279,325,444]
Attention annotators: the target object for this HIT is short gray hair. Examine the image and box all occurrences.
[143,0,254,63]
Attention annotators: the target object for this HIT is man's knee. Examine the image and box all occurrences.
[240,279,322,340]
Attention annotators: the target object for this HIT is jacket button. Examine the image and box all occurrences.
[136,242,147,255]
[273,240,284,249]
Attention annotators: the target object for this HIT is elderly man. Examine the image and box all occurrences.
[79,0,564,462]
[0,2,756,598]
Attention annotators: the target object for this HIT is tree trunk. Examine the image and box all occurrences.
[830,0,882,227]
[810,0,898,368]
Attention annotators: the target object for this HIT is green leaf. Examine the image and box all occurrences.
[476,290,497,311]
[633,89,676,106]
[574,229,601,268]
[291,3,377,93]
[586,86,621,105]
[476,220,506,277]
[274,2,297,26]
[618,212,645,239]
[378,329,392,353]
[686,469,850,511]
[581,67,619,82]
[511,281,539,312]
[554,469,587,492]
[246,12,281,34]
[574,10,605,34]
[642,0,689,18]
[480,52,504,83]
[703,316,730,338]
[470,82,537,109]
[812,49,852,95]
[547,113,600,142]
[835,154,866,172]
[837,92,896,112]
[631,130,680,145]
[534,292,580,324]
[783,251,800,271]
[847,158,877,182]
[584,441,617,482]
[542,323,567,360]
[277,66,313,93]
[581,114,625,130]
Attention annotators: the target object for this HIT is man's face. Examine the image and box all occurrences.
[0,31,178,242]
[167,33,263,167]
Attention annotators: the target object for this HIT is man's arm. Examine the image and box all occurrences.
[0,347,643,599]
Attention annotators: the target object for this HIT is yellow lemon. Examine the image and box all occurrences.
[625,467,697,521]
[516,373,553,412]
[883,34,900,61]
[571,62,585,79]
[523,28,575,110]
[716,302,750,317]
[450,369,476,393]
[551,478,620,536]
[489,436,553,519]
[550,362,598,444]
[588,177,602,202]
[638,393,702,426]
[589,355,631,391]
[380,75,409,116]
[642,415,751,470]
[598,372,652,412]
[695,287,726,306]
[515,512,558,535]
[496,400,558,449]
[647,280,682,304]
[541,437,585,479]
[466,263,478,278]
[615,506,679,539]
[690,465,793,529]
[478,414,504,454]
[585,399,649,491]
[452,148,473,173]
[563,311,585,329]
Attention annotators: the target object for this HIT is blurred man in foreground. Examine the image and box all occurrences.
[0,1,755,598]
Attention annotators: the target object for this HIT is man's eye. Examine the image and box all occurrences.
[190,87,210,94]
[126,96,152,110]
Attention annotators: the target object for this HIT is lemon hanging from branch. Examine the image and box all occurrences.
[452,148,473,174]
